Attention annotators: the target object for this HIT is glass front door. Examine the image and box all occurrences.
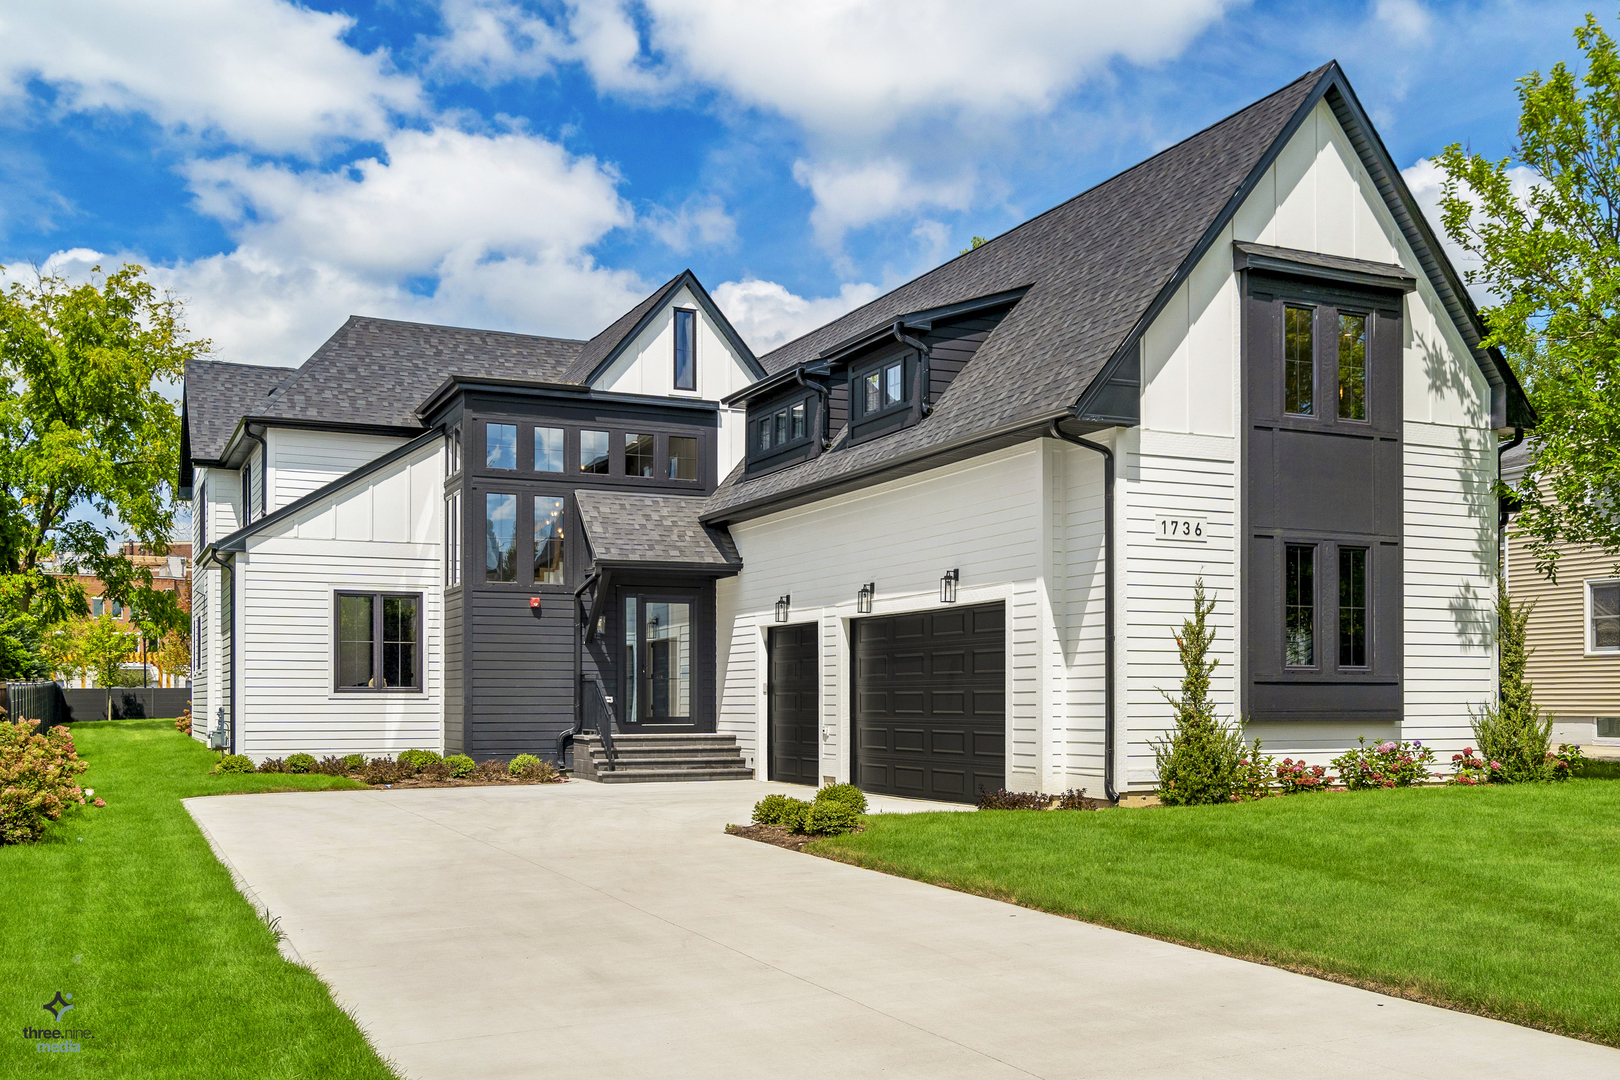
[624,595,692,724]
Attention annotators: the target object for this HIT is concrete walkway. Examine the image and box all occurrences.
[186,781,1619,1080]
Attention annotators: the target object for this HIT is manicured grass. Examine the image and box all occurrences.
[0,719,396,1078]
[812,782,1620,1045]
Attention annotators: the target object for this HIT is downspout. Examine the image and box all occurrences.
[893,322,934,416]
[242,423,267,524]
[1048,420,1118,804]
[791,368,833,450]
[1497,426,1524,532]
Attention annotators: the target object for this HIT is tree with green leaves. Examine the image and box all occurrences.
[1152,579,1247,805]
[78,612,137,719]
[1471,581,1555,781]
[1436,13,1620,580]
[0,263,205,649]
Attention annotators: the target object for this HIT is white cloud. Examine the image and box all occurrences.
[712,277,881,353]
[0,0,421,154]
[793,158,975,252]
[1374,0,1433,43]
[429,0,668,93]
[643,195,737,253]
[1402,156,1541,305]
[22,126,656,367]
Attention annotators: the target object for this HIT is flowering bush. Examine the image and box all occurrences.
[1331,737,1437,790]
[175,708,191,735]
[1447,746,1502,785]
[1234,740,1275,801]
[1549,743,1584,780]
[1274,758,1331,793]
[1,718,89,844]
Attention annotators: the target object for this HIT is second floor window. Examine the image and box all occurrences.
[674,309,696,390]
[487,423,517,469]
[486,493,517,582]
[1284,305,1313,416]
[669,436,697,480]
[535,496,565,584]
[535,426,564,472]
[581,431,610,474]
[1593,581,1620,651]
[1338,313,1367,421]
[626,434,655,477]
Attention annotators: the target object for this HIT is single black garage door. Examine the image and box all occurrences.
[768,623,820,784]
[853,602,1005,803]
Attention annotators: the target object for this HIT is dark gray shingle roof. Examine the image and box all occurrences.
[703,64,1332,521]
[575,490,741,570]
[255,316,586,429]
[184,360,298,461]
[559,274,684,384]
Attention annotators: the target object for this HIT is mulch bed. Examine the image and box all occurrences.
[726,823,827,851]
[362,774,569,789]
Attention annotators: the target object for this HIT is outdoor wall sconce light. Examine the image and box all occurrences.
[941,568,959,604]
[857,582,875,615]
[774,594,791,623]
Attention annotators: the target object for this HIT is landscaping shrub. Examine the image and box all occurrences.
[515,757,561,782]
[472,757,509,781]
[398,749,441,771]
[979,788,1053,809]
[360,757,407,785]
[779,800,812,834]
[418,761,452,781]
[1235,740,1275,801]
[313,756,347,775]
[256,758,286,774]
[805,800,860,835]
[341,754,365,771]
[444,754,475,779]
[214,754,255,775]
[0,718,88,844]
[1470,583,1556,782]
[1332,738,1437,789]
[285,753,316,774]
[753,793,803,825]
[815,783,867,815]
[1275,758,1330,793]
[1447,746,1500,786]
[1152,580,1246,805]
[175,708,191,735]
[508,753,541,776]
[1551,743,1584,779]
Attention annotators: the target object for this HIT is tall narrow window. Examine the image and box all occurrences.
[1593,581,1620,650]
[669,436,697,480]
[790,401,807,440]
[774,409,788,445]
[444,491,462,586]
[673,309,696,391]
[863,371,881,414]
[580,430,610,474]
[486,493,517,582]
[1285,543,1315,666]
[535,496,565,584]
[381,596,418,689]
[1284,305,1313,416]
[535,427,564,472]
[625,433,654,477]
[1338,313,1367,421]
[1339,547,1368,667]
[486,423,517,469]
[336,594,374,688]
[447,425,461,475]
[757,418,773,451]
[884,361,903,407]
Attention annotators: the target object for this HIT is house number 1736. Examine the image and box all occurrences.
[1154,515,1207,542]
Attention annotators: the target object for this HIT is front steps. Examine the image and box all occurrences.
[572,733,753,784]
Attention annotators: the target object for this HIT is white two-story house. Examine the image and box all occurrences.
[185,62,1530,802]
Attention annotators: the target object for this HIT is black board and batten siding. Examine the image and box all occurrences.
[1242,270,1404,724]
[430,387,725,760]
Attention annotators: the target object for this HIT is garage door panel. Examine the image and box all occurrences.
[853,601,1005,804]
[768,624,820,786]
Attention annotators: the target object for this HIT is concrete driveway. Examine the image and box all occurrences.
[186,780,1620,1080]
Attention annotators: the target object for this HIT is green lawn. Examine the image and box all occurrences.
[813,781,1620,1045]
[0,719,397,1078]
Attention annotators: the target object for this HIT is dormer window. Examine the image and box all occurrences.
[746,393,819,475]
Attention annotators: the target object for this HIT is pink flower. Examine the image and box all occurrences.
[1489,761,1502,770]
[92,798,106,808]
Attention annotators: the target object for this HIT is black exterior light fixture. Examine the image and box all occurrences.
[940,568,959,604]
[857,582,875,615]
[774,594,791,623]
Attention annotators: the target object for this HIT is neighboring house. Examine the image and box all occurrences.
[185,62,1531,803]
[1501,442,1620,748]
[48,541,192,687]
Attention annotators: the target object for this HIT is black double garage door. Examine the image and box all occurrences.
[769,602,1006,804]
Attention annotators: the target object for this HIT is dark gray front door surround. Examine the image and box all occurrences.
[767,622,820,785]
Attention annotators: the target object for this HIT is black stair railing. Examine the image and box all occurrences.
[585,678,617,762]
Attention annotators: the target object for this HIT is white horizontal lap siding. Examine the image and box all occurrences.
[237,444,444,760]
[1401,422,1496,752]
[270,429,411,510]
[1055,445,1107,789]
[1121,435,1238,790]
[716,444,1044,787]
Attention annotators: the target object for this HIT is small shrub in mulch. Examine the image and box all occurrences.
[977,787,1098,810]
[417,761,452,781]
[1,719,88,845]
[444,754,475,779]
[727,822,859,852]
[213,754,255,775]
[174,709,192,735]
[360,757,409,785]
[472,757,510,782]
[285,753,316,774]
[508,753,541,776]
[397,749,441,771]
[256,758,286,774]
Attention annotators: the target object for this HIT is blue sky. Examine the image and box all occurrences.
[0,0,1598,367]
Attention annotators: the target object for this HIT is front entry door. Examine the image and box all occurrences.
[768,623,819,784]
[624,594,694,729]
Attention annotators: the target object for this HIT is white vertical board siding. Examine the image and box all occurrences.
[716,445,1045,788]
[1401,421,1496,748]
[245,446,264,522]
[235,442,444,759]
[590,286,760,478]
[209,469,241,543]
[269,429,410,510]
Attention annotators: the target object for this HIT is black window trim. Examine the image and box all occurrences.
[673,306,698,392]
[851,353,912,422]
[747,393,817,467]
[1335,307,1372,425]
[333,590,425,694]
